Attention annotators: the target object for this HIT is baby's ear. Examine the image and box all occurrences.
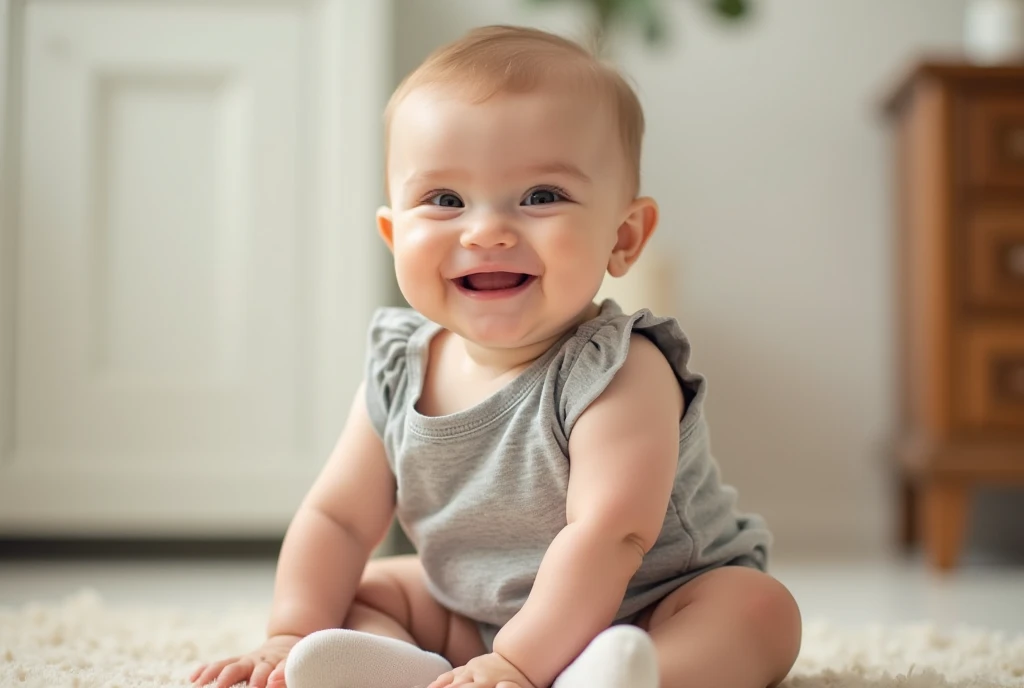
[376,206,395,252]
[607,197,659,278]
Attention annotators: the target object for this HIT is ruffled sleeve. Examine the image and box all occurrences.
[558,302,707,441]
[364,307,427,439]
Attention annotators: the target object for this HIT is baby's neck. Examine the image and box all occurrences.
[459,336,559,376]
[458,302,601,375]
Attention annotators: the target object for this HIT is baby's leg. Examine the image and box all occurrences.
[341,554,485,666]
[283,555,485,688]
[637,566,801,688]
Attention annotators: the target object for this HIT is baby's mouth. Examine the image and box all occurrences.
[458,272,532,292]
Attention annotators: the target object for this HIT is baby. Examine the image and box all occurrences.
[191,24,801,688]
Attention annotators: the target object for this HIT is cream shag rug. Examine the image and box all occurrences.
[1,590,1022,688]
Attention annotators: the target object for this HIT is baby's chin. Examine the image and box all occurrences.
[447,310,591,353]
[411,295,600,352]
[449,317,546,350]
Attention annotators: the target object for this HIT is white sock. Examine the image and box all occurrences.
[284,628,453,688]
[553,626,659,688]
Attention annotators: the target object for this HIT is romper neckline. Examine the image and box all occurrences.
[403,304,616,440]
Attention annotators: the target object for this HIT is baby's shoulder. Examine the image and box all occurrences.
[555,300,704,436]
[559,301,692,380]
[364,307,435,435]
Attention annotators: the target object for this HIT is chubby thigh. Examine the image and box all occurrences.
[349,554,487,666]
[632,565,802,688]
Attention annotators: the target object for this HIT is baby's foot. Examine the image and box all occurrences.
[553,625,659,688]
[284,628,453,688]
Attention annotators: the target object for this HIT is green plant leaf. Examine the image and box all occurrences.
[643,17,668,44]
[633,0,668,45]
[523,0,753,50]
[709,0,750,20]
[593,0,629,25]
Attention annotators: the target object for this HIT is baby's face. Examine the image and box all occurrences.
[380,85,634,349]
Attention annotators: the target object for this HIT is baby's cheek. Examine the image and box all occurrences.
[547,233,609,283]
[394,258,435,303]
[392,233,444,305]
[395,223,441,257]
[544,226,604,265]
[395,227,442,273]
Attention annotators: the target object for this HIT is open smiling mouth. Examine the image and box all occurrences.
[456,272,536,293]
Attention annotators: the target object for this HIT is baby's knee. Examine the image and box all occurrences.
[348,555,430,627]
[344,575,409,630]
[352,569,403,614]
[343,599,380,628]
[746,576,801,683]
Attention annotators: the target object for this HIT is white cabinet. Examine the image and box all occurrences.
[0,0,390,536]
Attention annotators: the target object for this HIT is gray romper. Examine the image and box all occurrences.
[365,300,771,651]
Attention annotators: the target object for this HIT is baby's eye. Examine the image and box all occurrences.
[522,188,565,206]
[430,192,464,208]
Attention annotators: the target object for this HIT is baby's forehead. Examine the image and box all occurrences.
[388,83,618,144]
[384,81,637,195]
[397,80,610,116]
[392,89,616,166]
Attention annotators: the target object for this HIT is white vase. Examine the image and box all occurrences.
[965,0,1024,64]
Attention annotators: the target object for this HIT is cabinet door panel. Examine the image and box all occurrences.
[0,1,388,534]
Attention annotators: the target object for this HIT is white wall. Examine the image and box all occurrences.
[391,0,1020,558]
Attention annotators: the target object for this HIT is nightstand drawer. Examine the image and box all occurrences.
[966,95,1024,187]
[966,206,1024,311]
[960,325,1024,431]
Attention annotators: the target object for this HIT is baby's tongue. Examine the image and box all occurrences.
[466,272,524,291]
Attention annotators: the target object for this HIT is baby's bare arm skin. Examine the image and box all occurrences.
[492,335,684,688]
[191,382,398,688]
[269,381,397,638]
[494,334,802,688]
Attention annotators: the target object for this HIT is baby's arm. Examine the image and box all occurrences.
[268,380,397,638]
[491,336,683,688]
[192,381,396,688]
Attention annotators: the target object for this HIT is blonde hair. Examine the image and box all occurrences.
[384,25,645,195]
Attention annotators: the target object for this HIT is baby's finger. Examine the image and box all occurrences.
[189,664,207,682]
[215,660,253,688]
[250,660,275,688]
[267,660,287,688]
[194,658,236,686]
[427,671,455,688]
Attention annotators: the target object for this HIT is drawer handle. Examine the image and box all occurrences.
[1006,243,1024,277]
[1007,127,1024,161]
[998,360,1024,400]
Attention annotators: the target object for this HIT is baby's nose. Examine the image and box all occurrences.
[460,213,518,249]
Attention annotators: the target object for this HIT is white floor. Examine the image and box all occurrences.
[1,556,1023,635]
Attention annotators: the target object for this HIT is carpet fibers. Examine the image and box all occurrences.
[1,591,1022,688]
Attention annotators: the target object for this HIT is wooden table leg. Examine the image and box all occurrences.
[920,479,971,571]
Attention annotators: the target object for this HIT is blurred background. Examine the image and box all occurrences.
[1,0,1023,611]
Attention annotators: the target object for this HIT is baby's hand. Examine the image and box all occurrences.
[427,651,536,688]
[190,634,302,688]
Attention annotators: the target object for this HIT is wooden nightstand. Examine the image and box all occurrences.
[884,62,1024,571]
